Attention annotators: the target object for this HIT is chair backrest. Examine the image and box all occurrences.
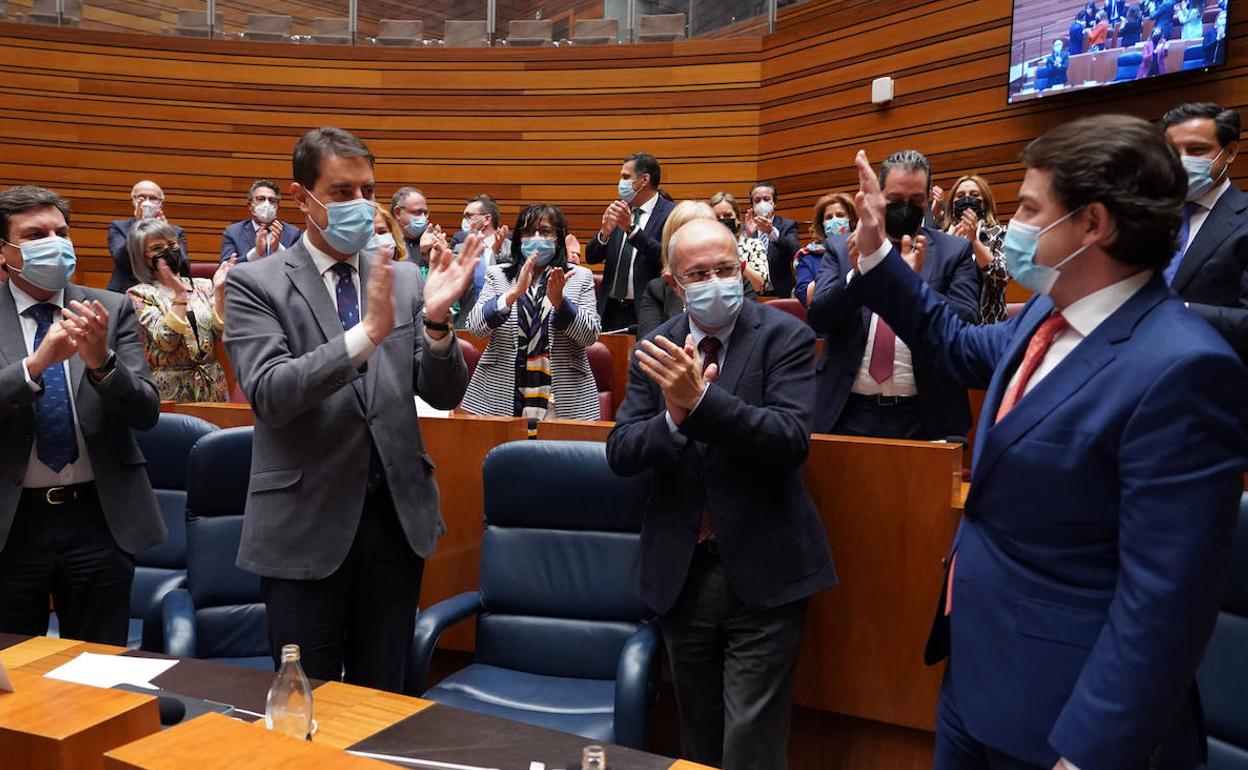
[477,441,652,681]
[1114,50,1143,79]
[313,16,349,38]
[1182,44,1207,69]
[378,19,423,42]
[1198,493,1248,770]
[508,19,552,45]
[175,9,220,30]
[247,13,291,36]
[586,341,613,420]
[189,262,216,279]
[639,13,686,41]
[767,298,807,323]
[444,19,489,47]
[458,338,482,381]
[1068,51,1095,83]
[572,17,619,44]
[184,427,266,660]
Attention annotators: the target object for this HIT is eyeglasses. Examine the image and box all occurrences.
[521,227,557,238]
[677,262,740,284]
[251,195,279,204]
[133,194,163,203]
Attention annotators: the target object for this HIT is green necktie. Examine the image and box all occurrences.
[612,207,644,299]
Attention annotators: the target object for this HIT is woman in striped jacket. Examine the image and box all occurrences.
[461,204,601,425]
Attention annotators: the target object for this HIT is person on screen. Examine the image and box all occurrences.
[1205,11,1228,63]
[1088,11,1110,51]
[1177,0,1203,38]
[1120,5,1143,46]
[1138,28,1170,77]
[1045,39,1070,88]
[1152,0,1177,40]
[1105,0,1127,23]
[1068,14,1085,54]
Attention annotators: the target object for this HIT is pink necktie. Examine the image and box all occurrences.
[868,317,896,384]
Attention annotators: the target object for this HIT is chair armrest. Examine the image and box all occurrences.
[613,621,661,749]
[405,591,482,696]
[161,588,197,658]
[140,570,186,652]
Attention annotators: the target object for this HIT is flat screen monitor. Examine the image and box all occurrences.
[1008,0,1230,103]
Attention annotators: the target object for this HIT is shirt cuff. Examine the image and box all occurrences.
[552,298,577,330]
[483,295,510,330]
[244,246,258,261]
[21,358,40,392]
[164,309,192,336]
[596,232,609,245]
[344,325,377,368]
[664,411,688,446]
[853,240,892,279]
[424,328,454,354]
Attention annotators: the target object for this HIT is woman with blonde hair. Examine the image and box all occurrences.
[371,207,408,261]
[941,174,1010,324]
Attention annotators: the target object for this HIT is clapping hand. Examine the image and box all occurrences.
[546,265,571,308]
[212,256,236,300]
[504,255,538,308]
[154,258,189,296]
[635,334,718,426]
[362,254,395,345]
[901,234,928,273]
[493,225,509,257]
[953,208,980,240]
[742,209,759,238]
[61,300,111,370]
[424,231,482,326]
[852,150,888,263]
[610,201,633,233]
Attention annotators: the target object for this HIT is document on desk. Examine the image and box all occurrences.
[44,652,178,689]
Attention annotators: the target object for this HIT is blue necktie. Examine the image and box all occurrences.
[1164,201,1202,285]
[26,303,79,472]
[331,262,359,330]
[758,230,770,251]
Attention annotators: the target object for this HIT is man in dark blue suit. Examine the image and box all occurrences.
[219,180,302,263]
[808,149,980,440]
[1161,101,1248,363]
[847,115,1248,770]
[105,180,186,293]
[608,219,836,770]
[586,152,675,332]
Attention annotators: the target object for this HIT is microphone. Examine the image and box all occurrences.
[157,694,187,726]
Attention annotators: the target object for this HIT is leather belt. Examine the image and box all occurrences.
[22,482,96,507]
[849,393,918,407]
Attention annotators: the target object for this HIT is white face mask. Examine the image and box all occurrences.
[253,200,277,224]
[139,200,162,219]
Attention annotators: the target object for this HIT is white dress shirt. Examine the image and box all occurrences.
[848,242,918,397]
[665,315,737,437]
[247,219,286,261]
[598,193,659,300]
[13,282,95,487]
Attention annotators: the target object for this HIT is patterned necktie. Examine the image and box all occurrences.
[26,303,79,472]
[1163,201,1202,285]
[611,207,644,299]
[330,262,359,331]
[995,312,1068,423]
[696,335,722,544]
[758,229,770,252]
[867,316,896,384]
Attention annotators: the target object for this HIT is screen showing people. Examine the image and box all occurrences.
[1008,0,1229,102]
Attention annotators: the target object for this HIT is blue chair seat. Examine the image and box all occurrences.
[426,663,616,742]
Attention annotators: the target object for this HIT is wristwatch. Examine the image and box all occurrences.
[422,313,451,333]
[89,349,117,381]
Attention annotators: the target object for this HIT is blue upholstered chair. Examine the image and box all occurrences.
[1197,492,1248,769]
[408,440,658,749]
[161,427,271,669]
[130,412,218,651]
[1114,51,1143,80]
[1181,45,1208,70]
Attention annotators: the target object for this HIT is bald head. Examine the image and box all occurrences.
[131,180,163,199]
[669,218,737,276]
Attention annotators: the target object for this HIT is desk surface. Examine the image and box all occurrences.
[0,635,713,770]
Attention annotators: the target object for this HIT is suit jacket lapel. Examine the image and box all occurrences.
[1173,184,1248,292]
[717,300,762,394]
[63,283,87,395]
[241,223,256,258]
[0,282,28,367]
[287,245,344,346]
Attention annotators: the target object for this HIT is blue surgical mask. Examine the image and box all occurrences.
[1002,208,1088,295]
[1182,148,1225,201]
[824,217,851,237]
[305,191,376,254]
[460,217,474,233]
[618,178,638,203]
[683,276,743,330]
[520,236,557,267]
[4,235,77,292]
[403,215,429,239]
[359,233,392,262]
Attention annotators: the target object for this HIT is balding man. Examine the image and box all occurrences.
[607,219,836,770]
[106,181,187,293]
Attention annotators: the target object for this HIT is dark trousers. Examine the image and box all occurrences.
[602,297,637,334]
[660,547,808,770]
[0,484,134,646]
[934,674,1049,770]
[833,394,927,440]
[260,486,424,693]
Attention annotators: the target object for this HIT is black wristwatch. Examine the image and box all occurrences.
[423,313,451,333]
[89,349,117,381]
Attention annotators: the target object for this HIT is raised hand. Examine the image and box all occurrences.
[420,223,443,254]
[634,333,712,426]
[213,256,235,297]
[425,231,481,324]
[504,255,538,307]
[546,266,569,308]
[742,209,759,238]
[565,233,582,264]
[25,315,76,379]
[901,234,927,273]
[154,258,189,296]
[62,300,111,370]
[930,184,945,214]
[611,201,633,233]
[493,225,509,257]
[852,150,887,258]
[362,254,395,345]
[599,205,619,240]
[954,208,979,240]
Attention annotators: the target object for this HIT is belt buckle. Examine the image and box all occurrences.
[44,486,67,505]
[878,395,900,406]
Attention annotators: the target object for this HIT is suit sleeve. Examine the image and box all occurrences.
[223,266,361,428]
[606,339,688,477]
[1049,351,1248,770]
[941,239,982,324]
[1186,256,1248,357]
[108,222,129,277]
[411,264,468,410]
[90,294,161,430]
[551,270,600,349]
[805,238,859,334]
[636,280,666,340]
[585,231,610,265]
[849,247,1013,390]
[766,218,800,297]
[220,226,239,261]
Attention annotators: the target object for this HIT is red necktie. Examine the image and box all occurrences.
[868,316,896,384]
[696,336,722,543]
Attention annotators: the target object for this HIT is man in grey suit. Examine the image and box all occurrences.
[224,127,478,692]
[0,185,163,645]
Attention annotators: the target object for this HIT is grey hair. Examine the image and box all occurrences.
[391,186,425,211]
[668,217,736,275]
[127,218,180,285]
[879,150,932,191]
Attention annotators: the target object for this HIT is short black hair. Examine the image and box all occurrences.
[1021,113,1186,270]
[249,180,280,200]
[0,185,71,243]
[880,150,932,191]
[467,194,500,228]
[750,182,778,202]
[1160,102,1242,148]
[625,152,661,190]
[291,127,374,190]
[504,204,569,278]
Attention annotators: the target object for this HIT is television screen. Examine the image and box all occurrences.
[1008,0,1230,103]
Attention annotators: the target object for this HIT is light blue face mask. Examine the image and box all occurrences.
[1181,148,1226,201]
[4,235,77,291]
[824,217,851,237]
[683,276,743,330]
[520,236,557,267]
[618,178,638,204]
[403,215,429,240]
[1002,207,1088,295]
[306,191,376,254]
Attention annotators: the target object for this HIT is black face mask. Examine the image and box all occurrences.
[153,245,190,278]
[952,196,984,221]
[719,218,739,235]
[885,201,925,240]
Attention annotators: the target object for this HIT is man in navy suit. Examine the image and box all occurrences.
[1160,101,1248,363]
[847,115,1248,770]
[745,182,800,298]
[219,180,302,263]
[586,152,675,332]
[808,149,980,440]
[105,180,187,293]
[608,219,836,770]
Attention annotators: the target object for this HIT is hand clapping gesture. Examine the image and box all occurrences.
[504,255,538,308]
[634,334,720,426]
[423,231,482,331]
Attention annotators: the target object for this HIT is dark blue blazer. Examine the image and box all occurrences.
[219,219,302,262]
[586,195,675,319]
[1172,183,1248,363]
[763,214,800,298]
[853,248,1248,770]
[106,219,187,293]
[807,226,980,436]
[606,299,837,615]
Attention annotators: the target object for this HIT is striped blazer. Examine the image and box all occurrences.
[461,264,601,420]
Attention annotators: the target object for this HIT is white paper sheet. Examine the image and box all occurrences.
[44,652,177,689]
